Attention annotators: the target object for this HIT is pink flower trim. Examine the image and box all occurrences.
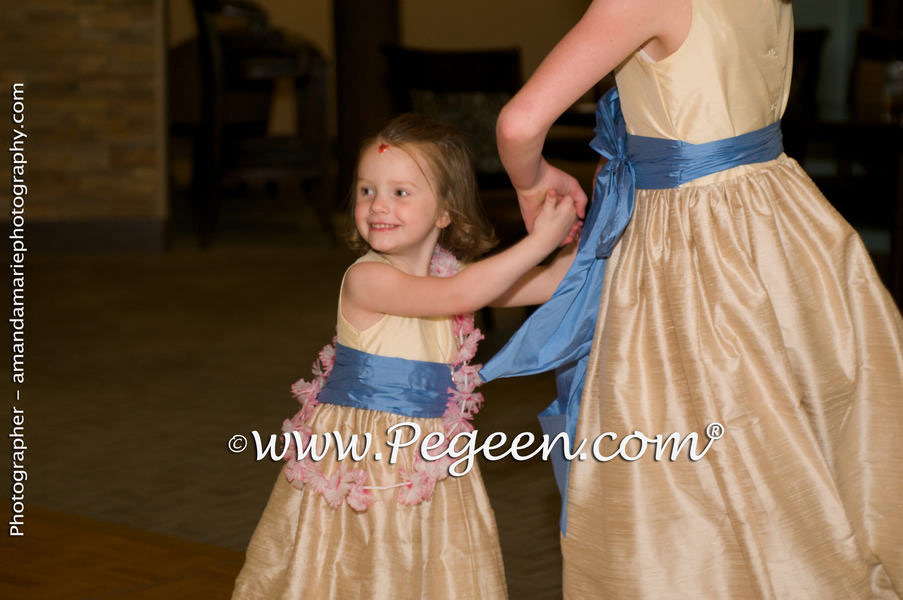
[397,469,437,505]
[281,246,485,510]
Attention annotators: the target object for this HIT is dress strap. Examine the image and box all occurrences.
[479,86,784,534]
[319,343,451,418]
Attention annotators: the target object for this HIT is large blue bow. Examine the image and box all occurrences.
[479,87,635,534]
[480,86,783,535]
[590,87,637,260]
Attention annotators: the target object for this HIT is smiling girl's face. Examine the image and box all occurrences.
[353,141,451,267]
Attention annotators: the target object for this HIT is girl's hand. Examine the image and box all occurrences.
[517,159,587,239]
[531,191,578,251]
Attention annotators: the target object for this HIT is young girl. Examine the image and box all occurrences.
[231,114,577,599]
[480,0,903,597]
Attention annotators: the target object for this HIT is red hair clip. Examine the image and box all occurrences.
[378,143,389,154]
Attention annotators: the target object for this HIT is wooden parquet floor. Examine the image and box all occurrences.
[1,208,563,599]
[0,507,244,599]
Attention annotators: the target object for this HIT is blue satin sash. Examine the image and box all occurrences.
[479,87,784,534]
[318,343,452,418]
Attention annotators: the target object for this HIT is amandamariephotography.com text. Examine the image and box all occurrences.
[228,421,726,476]
[8,82,28,538]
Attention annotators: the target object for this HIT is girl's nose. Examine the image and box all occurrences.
[370,194,390,214]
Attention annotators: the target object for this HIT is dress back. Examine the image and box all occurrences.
[615,0,793,143]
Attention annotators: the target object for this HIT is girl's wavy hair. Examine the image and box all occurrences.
[345,113,498,262]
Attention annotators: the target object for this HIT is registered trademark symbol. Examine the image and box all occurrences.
[706,422,725,440]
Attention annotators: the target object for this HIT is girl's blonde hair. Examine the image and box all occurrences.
[345,113,498,262]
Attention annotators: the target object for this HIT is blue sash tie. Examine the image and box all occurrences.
[319,343,452,418]
[479,87,783,534]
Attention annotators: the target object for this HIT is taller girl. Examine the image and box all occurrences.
[481,0,903,597]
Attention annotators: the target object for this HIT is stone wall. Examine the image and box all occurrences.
[1,0,167,249]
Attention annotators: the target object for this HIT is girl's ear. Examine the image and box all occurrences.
[436,210,451,229]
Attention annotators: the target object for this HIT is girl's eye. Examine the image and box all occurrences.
[394,189,409,197]
[359,186,374,196]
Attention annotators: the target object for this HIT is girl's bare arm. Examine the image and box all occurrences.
[342,195,577,321]
[490,241,578,308]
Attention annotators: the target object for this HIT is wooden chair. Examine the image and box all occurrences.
[846,27,903,305]
[381,45,525,242]
[807,27,903,307]
[191,0,333,245]
[782,28,830,162]
[381,45,529,329]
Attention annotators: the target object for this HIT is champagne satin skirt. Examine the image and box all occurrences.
[232,405,507,599]
[563,155,903,599]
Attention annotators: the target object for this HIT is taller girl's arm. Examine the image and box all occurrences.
[343,195,576,319]
[497,0,690,229]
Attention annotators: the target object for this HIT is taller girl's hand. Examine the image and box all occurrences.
[517,159,587,236]
[531,191,578,251]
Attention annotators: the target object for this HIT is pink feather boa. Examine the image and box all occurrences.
[281,246,485,510]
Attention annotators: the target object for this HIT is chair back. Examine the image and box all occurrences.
[381,45,522,180]
[786,28,829,120]
[849,28,903,122]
